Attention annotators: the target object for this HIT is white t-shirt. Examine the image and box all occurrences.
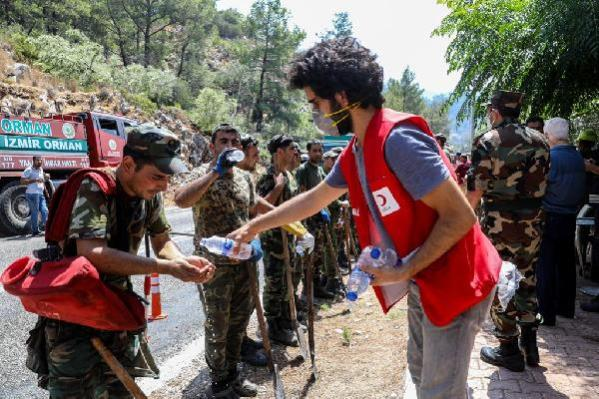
[22,166,45,194]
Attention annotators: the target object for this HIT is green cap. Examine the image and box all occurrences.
[486,90,524,111]
[125,123,188,174]
[577,129,597,143]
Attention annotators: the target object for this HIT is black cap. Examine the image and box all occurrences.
[267,134,294,154]
[486,90,524,112]
[240,133,258,150]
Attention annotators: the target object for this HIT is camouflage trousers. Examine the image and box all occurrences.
[202,263,253,383]
[43,319,156,399]
[307,220,336,281]
[333,223,350,266]
[262,249,301,323]
[483,209,544,340]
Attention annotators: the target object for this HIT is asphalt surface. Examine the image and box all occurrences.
[0,207,205,399]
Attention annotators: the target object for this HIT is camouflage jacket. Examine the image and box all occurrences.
[67,170,171,290]
[187,163,256,265]
[469,119,550,212]
[256,164,298,256]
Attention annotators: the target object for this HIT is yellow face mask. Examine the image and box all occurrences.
[324,101,361,128]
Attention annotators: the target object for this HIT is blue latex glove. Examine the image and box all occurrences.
[249,239,263,262]
[212,148,239,176]
[320,208,331,224]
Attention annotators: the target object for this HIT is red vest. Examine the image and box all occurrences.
[338,108,501,326]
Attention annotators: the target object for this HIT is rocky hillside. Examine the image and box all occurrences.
[0,42,212,173]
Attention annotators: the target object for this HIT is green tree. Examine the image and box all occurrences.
[384,67,425,115]
[245,0,305,132]
[423,94,451,134]
[435,0,599,122]
[319,12,353,40]
[116,0,185,67]
[30,29,111,87]
[214,8,245,39]
[171,0,216,78]
[8,1,93,35]
[189,87,239,131]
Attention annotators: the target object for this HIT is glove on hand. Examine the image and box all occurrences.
[249,239,263,262]
[213,148,240,176]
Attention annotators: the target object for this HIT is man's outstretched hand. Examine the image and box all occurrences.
[227,223,258,244]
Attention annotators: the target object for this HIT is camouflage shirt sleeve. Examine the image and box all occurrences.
[246,172,257,208]
[469,131,498,192]
[256,171,275,198]
[146,193,171,237]
[295,165,306,190]
[67,177,109,240]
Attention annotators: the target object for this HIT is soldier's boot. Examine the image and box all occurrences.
[228,369,258,397]
[519,326,540,367]
[268,319,298,347]
[338,251,350,275]
[240,342,268,368]
[314,277,335,299]
[325,277,345,297]
[211,381,239,399]
[480,339,525,372]
[581,295,599,313]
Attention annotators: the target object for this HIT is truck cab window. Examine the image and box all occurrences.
[98,118,119,136]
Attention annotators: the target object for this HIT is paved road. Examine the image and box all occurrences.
[0,207,205,399]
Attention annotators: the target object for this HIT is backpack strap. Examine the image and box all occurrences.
[45,169,117,245]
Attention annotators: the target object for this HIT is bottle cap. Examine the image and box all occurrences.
[370,247,381,259]
[346,292,358,301]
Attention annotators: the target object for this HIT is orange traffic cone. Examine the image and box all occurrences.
[148,273,167,321]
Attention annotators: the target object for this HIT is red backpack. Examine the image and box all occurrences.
[1,169,146,331]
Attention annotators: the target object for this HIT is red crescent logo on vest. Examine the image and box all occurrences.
[372,187,400,217]
[376,193,388,207]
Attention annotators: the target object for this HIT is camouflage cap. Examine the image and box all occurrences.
[486,90,524,111]
[323,150,338,159]
[125,123,188,174]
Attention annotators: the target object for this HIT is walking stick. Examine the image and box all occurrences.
[324,227,346,296]
[303,251,318,381]
[91,337,148,399]
[343,208,357,260]
[246,263,286,399]
[281,230,309,360]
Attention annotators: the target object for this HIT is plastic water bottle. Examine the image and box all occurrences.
[199,236,252,259]
[346,246,400,302]
[295,232,315,256]
[226,149,245,163]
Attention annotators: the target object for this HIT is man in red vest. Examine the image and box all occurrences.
[229,38,501,398]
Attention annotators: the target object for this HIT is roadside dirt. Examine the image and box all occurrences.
[149,286,409,399]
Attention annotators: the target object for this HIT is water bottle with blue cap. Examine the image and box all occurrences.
[346,246,400,302]
[200,235,253,259]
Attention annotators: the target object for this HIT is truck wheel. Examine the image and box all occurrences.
[0,182,31,235]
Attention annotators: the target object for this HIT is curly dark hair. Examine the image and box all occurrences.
[289,37,385,109]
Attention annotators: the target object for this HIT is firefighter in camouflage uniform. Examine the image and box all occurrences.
[37,124,215,399]
[467,91,550,372]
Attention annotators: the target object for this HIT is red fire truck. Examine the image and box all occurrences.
[0,112,135,235]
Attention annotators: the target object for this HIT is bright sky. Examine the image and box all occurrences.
[216,0,459,97]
